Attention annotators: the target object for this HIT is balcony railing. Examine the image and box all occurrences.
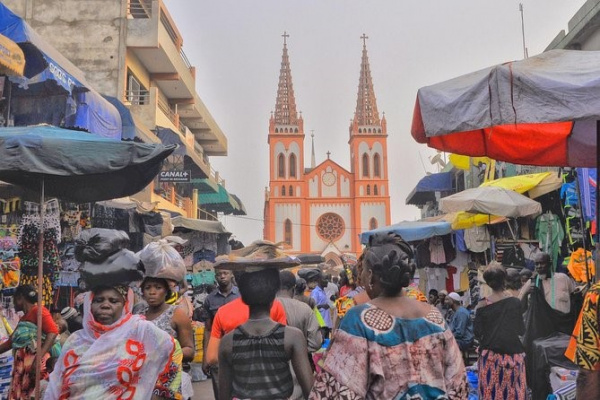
[127,0,151,18]
[160,9,180,49]
[157,94,177,126]
[180,48,192,70]
[124,89,150,105]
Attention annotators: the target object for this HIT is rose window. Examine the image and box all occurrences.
[316,213,345,241]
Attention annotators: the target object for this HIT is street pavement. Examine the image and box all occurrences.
[192,379,214,400]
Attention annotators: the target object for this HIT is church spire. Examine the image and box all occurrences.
[311,131,316,169]
[274,31,299,126]
[353,34,380,127]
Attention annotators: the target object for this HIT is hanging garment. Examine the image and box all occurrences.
[415,240,431,268]
[445,265,457,292]
[454,230,467,252]
[535,213,565,271]
[429,236,446,265]
[566,248,596,283]
[464,226,490,253]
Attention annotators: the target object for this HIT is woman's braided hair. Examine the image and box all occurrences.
[364,232,415,296]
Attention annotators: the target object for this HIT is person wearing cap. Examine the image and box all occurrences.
[437,289,450,319]
[60,306,82,333]
[44,229,182,399]
[215,242,313,400]
[446,291,474,351]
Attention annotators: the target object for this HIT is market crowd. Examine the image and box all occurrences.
[0,228,597,400]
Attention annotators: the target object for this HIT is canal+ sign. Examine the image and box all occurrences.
[159,170,191,183]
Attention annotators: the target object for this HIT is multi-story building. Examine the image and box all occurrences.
[263,35,391,264]
[3,0,244,219]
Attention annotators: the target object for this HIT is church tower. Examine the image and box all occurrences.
[349,34,391,251]
[264,32,305,250]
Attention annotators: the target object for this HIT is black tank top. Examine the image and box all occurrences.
[231,323,293,399]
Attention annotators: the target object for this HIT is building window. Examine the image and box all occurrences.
[374,185,378,195]
[316,213,345,242]
[281,185,286,196]
[278,153,285,178]
[366,184,371,195]
[362,153,369,177]
[369,218,378,230]
[289,185,293,196]
[289,153,297,178]
[126,69,147,105]
[284,219,292,245]
[373,153,381,177]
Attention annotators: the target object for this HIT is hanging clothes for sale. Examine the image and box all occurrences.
[429,236,446,265]
[414,240,431,269]
[464,226,490,253]
[535,213,564,271]
[18,213,62,305]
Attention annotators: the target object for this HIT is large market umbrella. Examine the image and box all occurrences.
[411,49,598,167]
[360,220,452,245]
[0,125,175,397]
[439,186,542,218]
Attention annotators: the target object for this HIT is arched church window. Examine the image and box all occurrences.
[294,128,298,133]
[275,128,279,133]
[284,219,292,245]
[366,185,371,195]
[373,153,381,177]
[289,154,297,178]
[285,128,288,133]
[289,185,293,196]
[362,153,369,177]
[358,129,362,133]
[278,153,285,178]
[369,218,378,230]
[374,185,378,195]
[281,185,286,196]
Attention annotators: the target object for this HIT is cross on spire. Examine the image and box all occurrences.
[326,151,331,159]
[282,31,289,45]
[361,33,368,47]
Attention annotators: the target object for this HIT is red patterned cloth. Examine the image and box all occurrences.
[478,349,526,400]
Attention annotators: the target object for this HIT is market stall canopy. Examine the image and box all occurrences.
[171,216,230,235]
[411,50,598,167]
[0,33,23,76]
[480,172,563,199]
[439,186,542,218]
[360,220,452,245]
[422,211,507,230]
[406,172,454,206]
[0,125,175,202]
[199,184,246,215]
[0,3,122,139]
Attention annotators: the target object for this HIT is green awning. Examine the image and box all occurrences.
[199,184,246,215]
[191,178,219,194]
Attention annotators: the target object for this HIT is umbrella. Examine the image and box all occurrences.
[411,50,597,167]
[421,211,507,230]
[0,125,175,397]
[439,186,542,218]
[360,220,452,245]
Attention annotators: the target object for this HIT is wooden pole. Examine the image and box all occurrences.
[34,180,44,400]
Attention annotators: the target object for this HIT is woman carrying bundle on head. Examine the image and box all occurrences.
[44,229,183,400]
[0,285,59,400]
[310,232,468,400]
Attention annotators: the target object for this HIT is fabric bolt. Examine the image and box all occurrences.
[565,282,600,370]
[464,226,490,253]
[308,303,468,399]
[44,290,182,400]
[429,236,446,264]
[211,297,287,339]
[478,350,527,400]
[230,324,293,399]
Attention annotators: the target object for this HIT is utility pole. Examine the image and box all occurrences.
[519,3,529,59]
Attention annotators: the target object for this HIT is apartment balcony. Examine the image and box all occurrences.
[126,0,227,155]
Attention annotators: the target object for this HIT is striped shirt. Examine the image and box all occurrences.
[231,323,293,399]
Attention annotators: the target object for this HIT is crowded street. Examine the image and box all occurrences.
[0,1,597,399]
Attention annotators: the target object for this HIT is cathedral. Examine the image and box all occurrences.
[263,33,391,265]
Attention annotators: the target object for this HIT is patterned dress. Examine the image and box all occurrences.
[309,302,468,399]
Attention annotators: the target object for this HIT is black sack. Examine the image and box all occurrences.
[75,228,130,263]
[79,249,143,290]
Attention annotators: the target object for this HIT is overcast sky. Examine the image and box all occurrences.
[165,0,586,246]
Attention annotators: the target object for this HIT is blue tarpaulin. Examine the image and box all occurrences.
[406,172,454,205]
[359,221,452,244]
[0,3,122,139]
